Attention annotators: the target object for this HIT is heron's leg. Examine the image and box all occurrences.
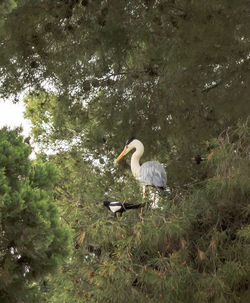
[152,188,158,208]
[140,186,146,220]
[142,185,146,199]
[139,205,145,221]
[139,209,144,221]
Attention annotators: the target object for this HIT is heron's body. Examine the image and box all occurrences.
[139,161,166,188]
[116,138,167,190]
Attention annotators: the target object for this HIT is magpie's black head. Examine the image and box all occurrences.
[125,136,136,146]
[103,201,110,208]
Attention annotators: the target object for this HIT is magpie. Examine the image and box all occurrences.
[103,201,143,218]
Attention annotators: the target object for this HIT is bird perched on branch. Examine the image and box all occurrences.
[103,201,143,218]
[116,137,167,199]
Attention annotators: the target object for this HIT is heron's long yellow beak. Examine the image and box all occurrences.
[115,148,127,163]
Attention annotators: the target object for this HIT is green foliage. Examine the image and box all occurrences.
[0,127,71,303]
[0,0,16,34]
[1,0,249,161]
[0,0,250,302]
[39,122,249,303]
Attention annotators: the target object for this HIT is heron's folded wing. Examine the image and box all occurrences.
[140,161,166,188]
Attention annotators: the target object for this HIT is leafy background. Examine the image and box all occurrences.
[0,0,250,302]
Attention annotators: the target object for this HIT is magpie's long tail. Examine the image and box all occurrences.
[123,203,144,210]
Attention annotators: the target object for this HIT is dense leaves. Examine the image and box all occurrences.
[0,128,71,303]
[0,0,250,302]
[37,122,249,303]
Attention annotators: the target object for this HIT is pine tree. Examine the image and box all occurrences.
[0,0,250,302]
[0,127,71,303]
[35,121,249,303]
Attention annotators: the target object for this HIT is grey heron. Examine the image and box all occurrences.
[115,137,167,199]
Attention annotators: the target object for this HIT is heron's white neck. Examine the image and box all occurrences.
[130,140,144,179]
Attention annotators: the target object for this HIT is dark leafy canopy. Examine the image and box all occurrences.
[0,127,71,303]
[45,123,250,303]
[0,1,250,303]
[1,1,249,157]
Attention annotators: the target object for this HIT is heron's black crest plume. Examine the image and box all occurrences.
[126,136,136,145]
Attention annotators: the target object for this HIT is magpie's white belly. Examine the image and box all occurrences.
[109,205,122,213]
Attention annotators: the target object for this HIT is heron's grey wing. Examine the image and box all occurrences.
[139,161,167,188]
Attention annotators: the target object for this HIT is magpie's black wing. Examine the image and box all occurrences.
[123,202,143,210]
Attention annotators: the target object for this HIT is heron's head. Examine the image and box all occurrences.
[115,136,137,163]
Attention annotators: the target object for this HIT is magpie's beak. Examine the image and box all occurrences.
[115,147,128,163]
